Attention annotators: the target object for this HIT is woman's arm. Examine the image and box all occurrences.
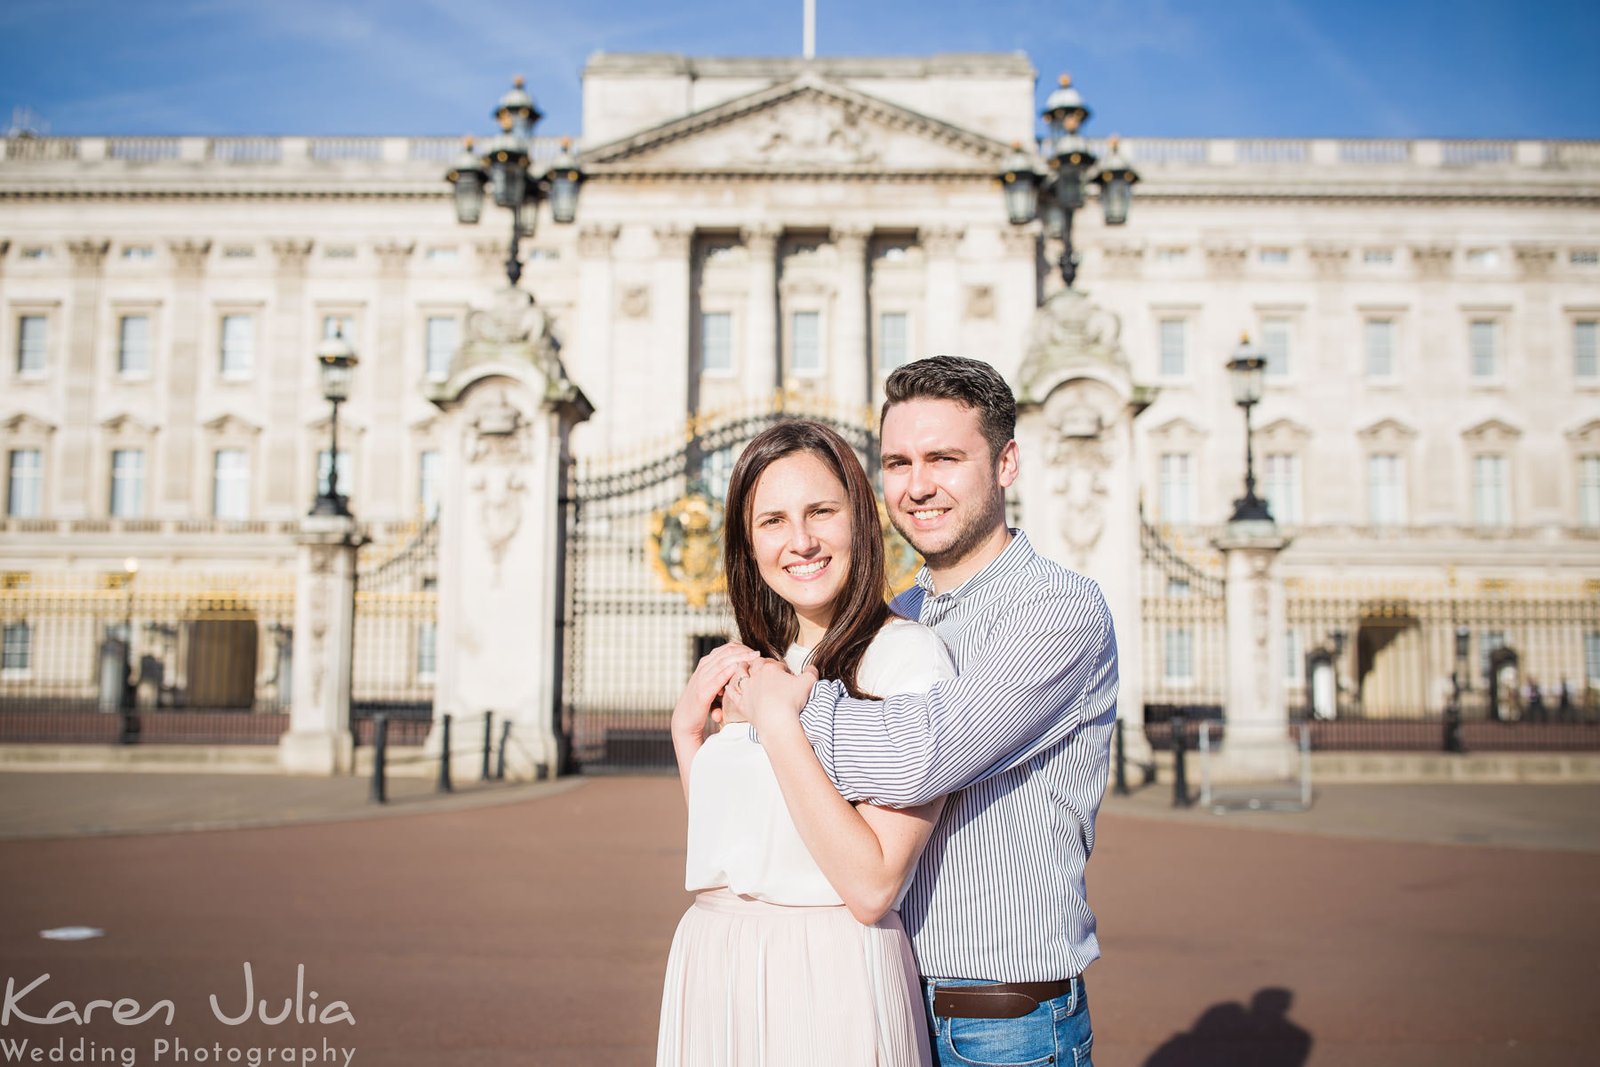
[756,712,945,925]
[670,642,759,803]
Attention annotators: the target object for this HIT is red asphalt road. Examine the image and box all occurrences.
[1,777,1596,1067]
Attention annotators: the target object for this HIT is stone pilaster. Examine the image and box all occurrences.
[920,226,964,360]
[261,239,312,514]
[280,515,359,775]
[371,242,415,514]
[575,223,618,448]
[741,224,781,399]
[830,225,870,410]
[654,225,694,437]
[59,239,111,517]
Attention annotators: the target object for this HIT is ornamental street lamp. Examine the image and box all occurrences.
[1000,74,1139,289]
[445,76,585,288]
[1226,333,1274,524]
[311,329,358,517]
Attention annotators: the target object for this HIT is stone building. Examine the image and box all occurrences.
[1,51,1597,760]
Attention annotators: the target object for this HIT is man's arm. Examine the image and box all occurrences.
[800,579,1117,808]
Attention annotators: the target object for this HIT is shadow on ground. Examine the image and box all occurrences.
[1143,988,1311,1067]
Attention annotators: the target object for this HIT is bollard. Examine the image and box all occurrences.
[1443,700,1464,754]
[1113,718,1129,796]
[481,711,494,782]
[370,714,389,804]
[438,712,453,793]
[1171,711,1191,808]
[496,721,511,780]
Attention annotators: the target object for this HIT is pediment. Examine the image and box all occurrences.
[202,413,262,436]
[1256,418,1312,444]
[1461,418,1522,444]
[0,412,56,436]
[583,75,1010,175]
[1566,419,1600,445]
[100,412,157,436]
[1356,417,1416,443]
[1147,416,1206,442]
[305,414,367,436]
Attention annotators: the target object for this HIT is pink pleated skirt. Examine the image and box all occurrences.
[657,889,932,1067]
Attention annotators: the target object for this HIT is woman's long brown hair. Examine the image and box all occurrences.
[722,420,890,699]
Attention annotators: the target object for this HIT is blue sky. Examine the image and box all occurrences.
[2,0,1596,141]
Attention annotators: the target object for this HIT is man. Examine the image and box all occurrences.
[728,354,1118,1066]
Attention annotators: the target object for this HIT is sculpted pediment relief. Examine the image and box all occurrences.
[1565,419,1600,446]
[202,413,262,436]
[1256,418,1312,445]
[1461,417,1522,444]
[1356,417,1416,443]
[1147,416,1206,443]
[583,76,1008,174]
[100,413,157,436]
[0,412,56,436]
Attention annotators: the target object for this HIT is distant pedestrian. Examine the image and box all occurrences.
[1557,677,1574,723]
[1526,678,1547,724]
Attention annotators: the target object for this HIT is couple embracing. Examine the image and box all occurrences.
[659,355,1119,1067]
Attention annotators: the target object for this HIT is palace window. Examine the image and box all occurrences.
[317,449,354,501]
[1364,318,1395,379]
[1587,632,1600,687]
[700,312,733,375]
[1367,453,1405,528]
[118,315,152,376]
[322,314,356,342]
[1363,248,1395,265]
[16,316,48,376]
[425,316,458,381]
[1163,628,1194,685]
[1469,319,1498,379]
[1284,628,1303,682]
[109,449,145,518]
[879,312,909,373]
[1158,453,1194,525]
[1158,318,1187,377]
[219,315,255,379]
[1472,454,1510,527]
[1263,452,1301,524]
[6,449,43,518]
[418,450,441,520]
[1261,317,1291,378]
[1,621,31,675]
[1580,456,1600,529]
[212,449,250,520]
[1575,320,1598,381]
[790,311,822,376]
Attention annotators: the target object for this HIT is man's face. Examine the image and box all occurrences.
[880,397,1017,570]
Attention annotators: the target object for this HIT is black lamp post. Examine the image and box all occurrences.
[1226,333,1273,524]
[446,76,585,288]
[1445,624,1469,752]
[1000,74,1139,288]
[310,330,358,518]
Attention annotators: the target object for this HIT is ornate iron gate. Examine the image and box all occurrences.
[351,520,438,745]
[560,399,908,772]
[1139,515,1227,736]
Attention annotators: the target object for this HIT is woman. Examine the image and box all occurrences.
[658,420,953,1067]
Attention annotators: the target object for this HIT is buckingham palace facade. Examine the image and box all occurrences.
[2,51,1598,742]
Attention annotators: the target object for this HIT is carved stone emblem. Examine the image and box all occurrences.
[650,492,727,608]
[965,285,995,320]
[619,285,651,319]
[742,97,879,166]
[1016,288,1128,403]
[466,390,532,578]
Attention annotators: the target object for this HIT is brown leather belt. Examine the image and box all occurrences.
[932,979,1075,1020]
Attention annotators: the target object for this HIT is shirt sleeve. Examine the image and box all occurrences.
[800,576,1118,807]
[865,623,958,699]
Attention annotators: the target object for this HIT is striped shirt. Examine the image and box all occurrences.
[799,530,1118,982]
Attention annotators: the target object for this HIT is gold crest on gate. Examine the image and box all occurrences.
[650,492,726,608]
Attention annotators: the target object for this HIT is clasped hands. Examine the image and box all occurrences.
[670,641,819,747]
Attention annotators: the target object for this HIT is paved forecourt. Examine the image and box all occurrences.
[0,776,1596,1066]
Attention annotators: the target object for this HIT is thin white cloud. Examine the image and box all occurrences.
[1266,0,1416,136]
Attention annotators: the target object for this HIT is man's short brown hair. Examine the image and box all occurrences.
[882,355,1016,462]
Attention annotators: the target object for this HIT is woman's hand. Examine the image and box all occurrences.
[724,657,819,737]
[671,642,760,801]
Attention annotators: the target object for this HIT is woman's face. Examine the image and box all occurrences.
[747,451,854,638]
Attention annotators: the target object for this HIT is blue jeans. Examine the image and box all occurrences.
[923,977,1093,1067]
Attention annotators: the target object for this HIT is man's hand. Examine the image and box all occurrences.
[672,642,760,747]
[724,657,819,736]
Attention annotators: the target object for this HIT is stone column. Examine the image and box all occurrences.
[61,239,110,517]
[426,287,593,780]
[575,224,618,449]
[741,224,781,401]
[653,226,693,439]
[279,515,359,775]
[1014,288,1155,767]
[265,240,313,513]
[161,239,211,515]
[1213,523,1293,780]
[921,226,964,357]
[370,241,415,513]
[830,225,870,411]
